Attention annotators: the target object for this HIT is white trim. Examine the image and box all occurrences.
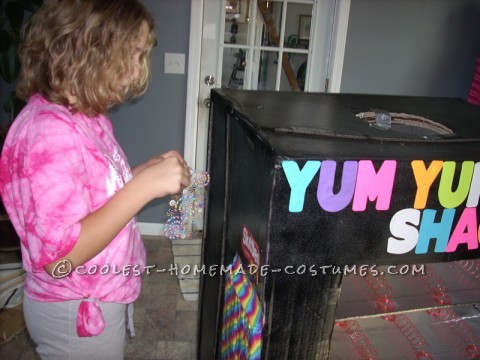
[217,0,227,90]
[184,0,204,169]
[328,0,350,93]
[307,0,336,92]
[138,222,164,237]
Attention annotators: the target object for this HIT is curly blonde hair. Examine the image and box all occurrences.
[17,0,155,116]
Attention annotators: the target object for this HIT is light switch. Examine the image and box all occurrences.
[164,52,185,74]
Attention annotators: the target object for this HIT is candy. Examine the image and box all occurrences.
[164,171,210,240]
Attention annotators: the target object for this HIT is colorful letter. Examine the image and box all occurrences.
[282,160,321,212]
[317,161,358,212]
[411,160,443,209]
[438,161,474,208]
[416,209,455,254]
[466,162,480,208]
[352,160,397,211]
[387,208,421,254]
[446,207,479,252]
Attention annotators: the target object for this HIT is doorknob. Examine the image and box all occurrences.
[203,98,211,108]
[204,75,215,86]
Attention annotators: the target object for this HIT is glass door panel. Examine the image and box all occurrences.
[254,1,284,49]
[284,3,313,49]
[280,52,308,91]
[224,0,251,45]
[221,0,314,91]
[254,50,279,91]
[222,48,248,89]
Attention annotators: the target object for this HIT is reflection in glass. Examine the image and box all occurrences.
[224,0,251,46]
[255,50,278,91]
[221,0,313,91]
[250,51,307,91]
[285,2,313,48]
[280,53,308,91]
[255,1,282,48]
[222,48,247,89]
[255,1,313,49]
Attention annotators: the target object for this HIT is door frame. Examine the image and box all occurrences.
[183,0,351,168]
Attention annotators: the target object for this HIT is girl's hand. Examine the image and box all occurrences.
[135,155,191,199]
[131,150,189,177]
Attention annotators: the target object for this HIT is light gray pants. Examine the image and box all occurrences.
[23,295,126,360]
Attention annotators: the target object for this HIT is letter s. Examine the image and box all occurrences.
[387,208,420,254]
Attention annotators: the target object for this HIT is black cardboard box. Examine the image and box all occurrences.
[198,89,480,359]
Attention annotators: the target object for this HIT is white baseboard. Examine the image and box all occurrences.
[138,222,164,237]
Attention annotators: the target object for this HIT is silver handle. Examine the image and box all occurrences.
[204,75,215,86]
[203,98,211,108]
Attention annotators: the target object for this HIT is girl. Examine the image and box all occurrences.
[0,0,191,358]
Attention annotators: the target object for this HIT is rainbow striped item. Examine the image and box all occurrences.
[221,254,264,360]
[468,55,480,105]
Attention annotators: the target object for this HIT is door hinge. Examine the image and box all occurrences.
[324,78,329,93]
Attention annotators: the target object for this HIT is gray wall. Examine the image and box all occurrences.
[341,0,480,98]
[110,0,191,223]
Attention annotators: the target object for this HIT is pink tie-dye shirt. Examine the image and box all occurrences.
[0,94,146,336]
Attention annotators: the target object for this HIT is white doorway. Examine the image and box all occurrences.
[184,0,350,170]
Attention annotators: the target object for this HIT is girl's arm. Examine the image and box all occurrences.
[44,155,190,277]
